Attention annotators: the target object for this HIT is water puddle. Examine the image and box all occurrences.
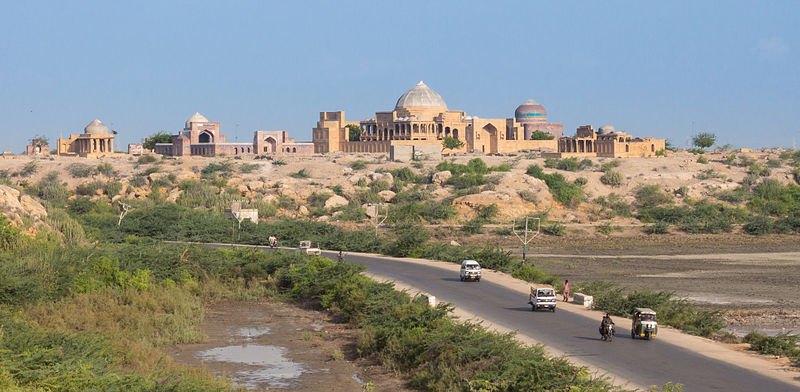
[197,344,306,389]
[240,326,272,338]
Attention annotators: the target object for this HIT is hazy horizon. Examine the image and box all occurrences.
[1,1,798,153]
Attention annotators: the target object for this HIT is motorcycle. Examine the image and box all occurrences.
[600,323,615,342]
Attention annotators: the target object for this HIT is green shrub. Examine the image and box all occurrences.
[743,215,772,235]
[600,160,621,172]
[137,154,158,164]
[743,332,800,357]
[696,155,709,164]
[518,190,538,203]
[290,169,310,178]
[644,221,670,234]
[239,163,259,173]
[596,193,632,218]
[96,162,114,176]
[695,169,721,180]
[201,161,234,179]
[574,281,725,337]
[600,170,623,186]
[635,184,673,209]
[526,165,584,206]
[350,160,369,170]
[69,163,95,178]
[542,222,565,236]
[766,159,782,168]
[748,162,771,177]
[20,161,38,177]
[595,222,620,235]
[103,181,123,196]
[75,181,104,196]
[511,264,557,285]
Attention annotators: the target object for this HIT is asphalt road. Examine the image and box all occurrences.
[206,244,799,391]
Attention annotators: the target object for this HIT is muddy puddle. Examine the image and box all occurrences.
[165,300,411,391]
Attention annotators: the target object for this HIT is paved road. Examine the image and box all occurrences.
[207,244,799,391]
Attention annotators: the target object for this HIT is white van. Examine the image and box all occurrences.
[529,284,557,312]
[459,260,481,282]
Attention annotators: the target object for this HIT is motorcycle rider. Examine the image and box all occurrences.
[268,235,277,248]
[599,313,615,336]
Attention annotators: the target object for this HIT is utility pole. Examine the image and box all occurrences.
[117,201,131,226]
[512,216,540,266]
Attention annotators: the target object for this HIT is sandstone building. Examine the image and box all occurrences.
[312,81,561,155]
[26,139,50,156]
[544,125,665,158]
[57,118,115,158]
[154,113,313,156]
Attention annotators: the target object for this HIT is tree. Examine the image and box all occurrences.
[692,132,716,149]
[346,124,363,142]
[30,135,48,146]
[442,137,464,151]
[529,130,555,140]
[142,131,173,150]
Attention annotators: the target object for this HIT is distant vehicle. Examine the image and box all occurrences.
[528,284,556,312]
[459,260,481,282]
[631,308,658,340]
[298,240,321,256]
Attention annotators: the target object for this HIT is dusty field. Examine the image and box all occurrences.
[516,236,800,333]
[164,300,412,391]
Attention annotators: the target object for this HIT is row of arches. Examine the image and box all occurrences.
[360,123,459,141]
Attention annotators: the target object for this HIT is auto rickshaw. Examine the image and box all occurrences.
[631,308,658,340]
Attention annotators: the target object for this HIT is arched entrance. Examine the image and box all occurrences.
[199,131,213,143]
[482,124,498,154]
[264,136,277,153]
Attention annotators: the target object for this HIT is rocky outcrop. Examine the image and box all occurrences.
[0,185,48,228]
[324,195,349,209]
[378,190,396,202]
[432,170,452,186]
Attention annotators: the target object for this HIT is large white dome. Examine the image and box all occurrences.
[84,118,108,134]
[395,81,447,109]
[185,112,209,129]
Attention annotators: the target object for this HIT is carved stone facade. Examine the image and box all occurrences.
[312,81,560,154]
[57,118,115,158]
[26,141,50,156]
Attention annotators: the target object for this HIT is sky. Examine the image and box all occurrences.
[1,1,798,152]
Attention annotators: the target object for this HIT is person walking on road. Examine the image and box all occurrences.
[562,280,569,302]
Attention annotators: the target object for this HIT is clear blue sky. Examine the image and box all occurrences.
[1,1,798,152]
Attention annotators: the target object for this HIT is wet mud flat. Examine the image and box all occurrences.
[164,300,412,391]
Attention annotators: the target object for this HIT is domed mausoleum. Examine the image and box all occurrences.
[57,118,115,158]
[312,81,563,156]
[152,112,314,157]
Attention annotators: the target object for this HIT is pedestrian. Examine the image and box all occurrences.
[562,280,569,302]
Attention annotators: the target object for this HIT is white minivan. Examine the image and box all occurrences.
[459,260,481,282]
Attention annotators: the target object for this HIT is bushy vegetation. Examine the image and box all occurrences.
[574,281,726,337]
[69,163,95,178]
[543,157,592,172]
[349,160,369,170]
[200,161,234,180]
[0,208,619,390]
[290,168,310,178]
[743,331,800,362]
[526,165,584,207]
[137,154,158,164]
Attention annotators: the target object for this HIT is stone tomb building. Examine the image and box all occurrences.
[154,113,313,156]
[26,140,50,156]
[312,81,561,155]
[545,125,665,158]
[57,118,115,158]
